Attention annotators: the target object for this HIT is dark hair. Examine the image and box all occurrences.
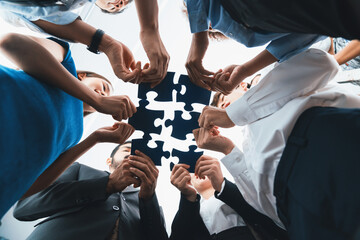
[110,141,132,163]
[76,70,114,92]
[210,92,222,107]
[98,0,134,15]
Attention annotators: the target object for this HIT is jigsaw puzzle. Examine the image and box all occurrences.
[129,72,210,172]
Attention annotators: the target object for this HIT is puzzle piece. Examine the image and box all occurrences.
[128,99,164,141]
[131,139,170,166]
[176,74,211,111]
[149,133,196,152]
[164,111,201,140]
[138,72,181,102]
[171,145,203,173]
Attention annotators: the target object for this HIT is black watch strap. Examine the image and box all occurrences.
[87,29,105,54]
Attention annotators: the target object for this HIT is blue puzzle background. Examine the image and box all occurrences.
[128,72,211,172]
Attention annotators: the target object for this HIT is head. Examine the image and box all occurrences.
[106,141,132,173]
[95,0,133,14]
[210,74,261,109]
[77,71,113,116]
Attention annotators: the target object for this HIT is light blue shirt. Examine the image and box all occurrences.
[0,0,94,32]
[186,0,326,62]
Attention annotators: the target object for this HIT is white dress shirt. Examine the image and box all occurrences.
[0,0,93,33]
[199,195,246,235]
[222,49,360,228]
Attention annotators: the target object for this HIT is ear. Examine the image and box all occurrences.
[240,82,248,91]
[106,157,112,166]
[77,72,87,80]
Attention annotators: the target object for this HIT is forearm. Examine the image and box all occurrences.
[135,0,159,32]
[33,18,115,55]
[335,40,360,65]
[242,49,277,78]
[0,33,99,107]
[21,133,99,199]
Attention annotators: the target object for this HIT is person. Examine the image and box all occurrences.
[0,33,137,218]
[193,48,360,239]
[329,38,360,71]
[219,0,360,40]
[13,142,169,240]
[184,0,324,95]
[210,74,261,109]
[0,0,170,86]
[170,157,288,240]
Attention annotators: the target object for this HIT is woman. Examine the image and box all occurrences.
[0,33,136,218]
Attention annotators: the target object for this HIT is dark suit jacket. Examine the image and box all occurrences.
[14,162,168,240]
[170,178,288,240]
[220,0,360,40]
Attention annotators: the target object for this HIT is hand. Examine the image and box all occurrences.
[193,127,235,155]
[212,64,248,95]
[198,106,235,129]
[103,39,141,83]
[170,164,197,202]
[94,95,137,121]
[194,155,224,192]
[128,150,159,200]
[140,30,170,87]
[94,122,134,143]
[107,159,140,194]
[185,32,215,91]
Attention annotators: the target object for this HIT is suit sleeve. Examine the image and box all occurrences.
[169,194,210,240]
[139,193,169,240]
[216,178,289,240]
[13,163,109,221]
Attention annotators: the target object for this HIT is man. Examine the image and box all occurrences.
[220,0,360,40]
[0,0,169,86]
[13,142,168,240]
[194,48,360,239]
[184,0,324,95]
[170,156,287,240]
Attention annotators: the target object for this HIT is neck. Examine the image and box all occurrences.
[199,188,215,200]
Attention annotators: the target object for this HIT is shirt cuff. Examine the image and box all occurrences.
[215,179,226,197]
[221,146,245,177]
[226,96,256,126]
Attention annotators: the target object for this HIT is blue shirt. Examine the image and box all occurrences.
[0,38,83,218]
[0,0,94,32]
[186,0,326,62]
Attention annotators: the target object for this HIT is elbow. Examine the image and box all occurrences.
[0,33,23,52]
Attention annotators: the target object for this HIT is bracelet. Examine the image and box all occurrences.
[87,29,105,54]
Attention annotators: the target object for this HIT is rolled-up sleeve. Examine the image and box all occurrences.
[186,0,209,33]
[226,48,339,126]
[266,33,325,62]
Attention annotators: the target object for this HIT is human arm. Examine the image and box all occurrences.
[21,122,134,199]
[185,31,215,91]
[32,18,141,83]
[226,48,339,126]
[14,163,110,221]
[212,49,276,95]
[134,0,169,86]
[194,155,224,192]
[334,40,360,65]
[169,164,210,240]
[216,178,289,240]
[0,33,136,121]
[127,150,168,239]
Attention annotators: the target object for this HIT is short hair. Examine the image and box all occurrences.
[210,92,222,107]
[110,141,132,163]
[99,0,134,15]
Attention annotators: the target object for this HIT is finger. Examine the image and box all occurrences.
[143,63,150,70]
[170,165,190,182]
[129,167,148,182]
[130,154,158,175]
[192,128,200,142]
[199,66,214,76]
[176,170,191,187]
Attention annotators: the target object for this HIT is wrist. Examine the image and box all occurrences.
[106,177,115,194]
[184,192,197,202]
[98,34,116,55]
[222,143,235,155]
